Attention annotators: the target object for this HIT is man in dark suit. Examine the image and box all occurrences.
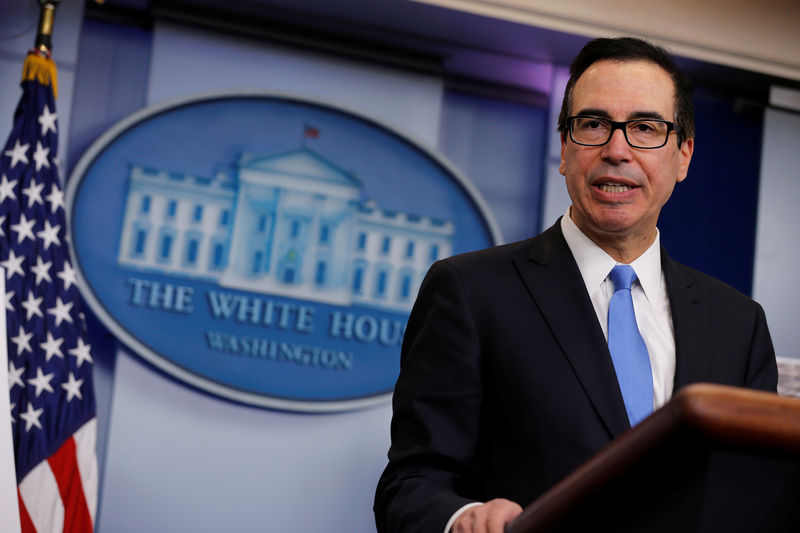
[374,37,777,533]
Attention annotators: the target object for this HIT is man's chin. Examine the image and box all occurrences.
[586,210,640,234]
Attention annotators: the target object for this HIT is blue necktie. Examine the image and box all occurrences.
[607,265,653,426]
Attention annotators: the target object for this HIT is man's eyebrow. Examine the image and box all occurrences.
[574,109,668,121]
[575,108,611,118]
[628,110,667,121]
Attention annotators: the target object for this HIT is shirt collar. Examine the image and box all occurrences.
[560,207,663,303]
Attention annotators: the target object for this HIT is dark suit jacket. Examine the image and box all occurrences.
[374,221,777,533]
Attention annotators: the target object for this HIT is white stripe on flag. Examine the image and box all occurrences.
[19,456,65,533]
[74,419,98,524]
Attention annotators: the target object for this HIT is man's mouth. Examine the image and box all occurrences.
[596,182,634,193]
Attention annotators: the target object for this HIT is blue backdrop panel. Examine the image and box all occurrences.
[659,89,763,296]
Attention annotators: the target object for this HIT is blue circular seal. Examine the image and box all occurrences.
[66,92,500,411]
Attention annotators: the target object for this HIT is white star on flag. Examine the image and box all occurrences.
[8,361,25,390]
[28,367,55,397]
[40,331,64,362]
[1,249,25,279]
[32,140,50,171]
[62,373,84,402]
[48,296,74,326]
[4,290,14,311]
[19,403,44,431]
[10,325,33,355]
[30,255,53,285]
[37,219,61,250]
[22,178,44,208]
[11,212,36,244]
[0,174,17,202]
[3,139,29,168]
[57,261,77,290]
[38,104,57,135]
[68,338,93,367]
[21,291,43,320]
[45,183,64,213]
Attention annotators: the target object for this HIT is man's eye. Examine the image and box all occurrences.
[632,122,656,133]
[579,119,605,129]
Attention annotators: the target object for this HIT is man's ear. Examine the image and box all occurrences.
[676,137,694,183]
[559,133,567,176]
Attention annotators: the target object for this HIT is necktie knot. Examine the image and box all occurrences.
[609,264,637,292]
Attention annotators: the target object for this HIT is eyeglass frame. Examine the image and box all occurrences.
[566,115,677,149]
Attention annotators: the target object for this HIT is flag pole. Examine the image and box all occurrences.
[24,1,61,99]
[35,1,62,54]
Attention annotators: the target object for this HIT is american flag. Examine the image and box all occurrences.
[2,50,97,532]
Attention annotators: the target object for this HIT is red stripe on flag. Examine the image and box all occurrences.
[47,436,93,533]
[18,487,37,533]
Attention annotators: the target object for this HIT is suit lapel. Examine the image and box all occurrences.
[663,252,713,389]
[514,222,631,439]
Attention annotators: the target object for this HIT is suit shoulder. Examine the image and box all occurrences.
[433,235,552,287]
[668,260,762,310]
[439,222,564,272]
[441,237,536,269]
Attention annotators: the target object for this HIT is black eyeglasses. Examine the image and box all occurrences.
[567,116,676,149]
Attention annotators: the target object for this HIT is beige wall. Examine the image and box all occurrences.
[415,0,800,81]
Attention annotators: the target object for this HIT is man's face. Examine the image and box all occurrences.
[559,59,693,247]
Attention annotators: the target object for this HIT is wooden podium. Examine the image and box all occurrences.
[507,384,800,533]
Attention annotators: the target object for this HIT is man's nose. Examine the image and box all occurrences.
[601,128,632,162]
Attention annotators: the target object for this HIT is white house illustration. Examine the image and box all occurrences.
[116,147,454,312]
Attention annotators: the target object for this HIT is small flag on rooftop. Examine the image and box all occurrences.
[304,123,320,139]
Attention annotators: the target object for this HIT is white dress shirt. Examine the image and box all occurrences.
[560,210,675,409]
[444,211,677,532]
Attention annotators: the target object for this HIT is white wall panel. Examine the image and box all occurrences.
[753,106,800,359]
[147,22,443,148]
